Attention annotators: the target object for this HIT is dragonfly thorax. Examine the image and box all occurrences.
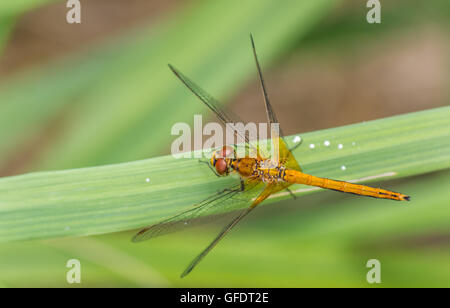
[256,162,287,183]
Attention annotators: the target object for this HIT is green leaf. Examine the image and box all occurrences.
[1,169,449,286]
[0,106,449,243]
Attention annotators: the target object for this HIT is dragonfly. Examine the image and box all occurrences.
[133,34,410,278]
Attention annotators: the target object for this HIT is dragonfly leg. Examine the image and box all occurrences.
[198,159,220,177]
[222,179,245,193]
[285,187,297,200]
[239,177,245,191]
[220,177,251,203]
[289,141,302,153]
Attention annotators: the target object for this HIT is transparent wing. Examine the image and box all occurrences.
[250,34,302,171]
[250,34,283,136]
[169,64,258,151]
[279,137,302,171]
[132,179,262,242]
[181,181,276,277]
[180,206,254,277]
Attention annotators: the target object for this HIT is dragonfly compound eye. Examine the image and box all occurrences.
[215,158,228,175]
[219,146,235,159]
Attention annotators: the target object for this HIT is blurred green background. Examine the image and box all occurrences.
[0,0,449,287]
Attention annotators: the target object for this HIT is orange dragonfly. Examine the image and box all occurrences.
[133,35,410,277]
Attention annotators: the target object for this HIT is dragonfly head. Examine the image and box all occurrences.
[211,146,235,176]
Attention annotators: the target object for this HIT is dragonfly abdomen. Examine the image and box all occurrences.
[283,169,409,201]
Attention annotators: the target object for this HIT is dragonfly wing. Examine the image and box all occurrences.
[181,207,254,277]
[169,64,257,150]
[181,182,276,277]
[250,34,283,137]
[250,35,302,171]
[279,137,302,171]
[132,179,262,242]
